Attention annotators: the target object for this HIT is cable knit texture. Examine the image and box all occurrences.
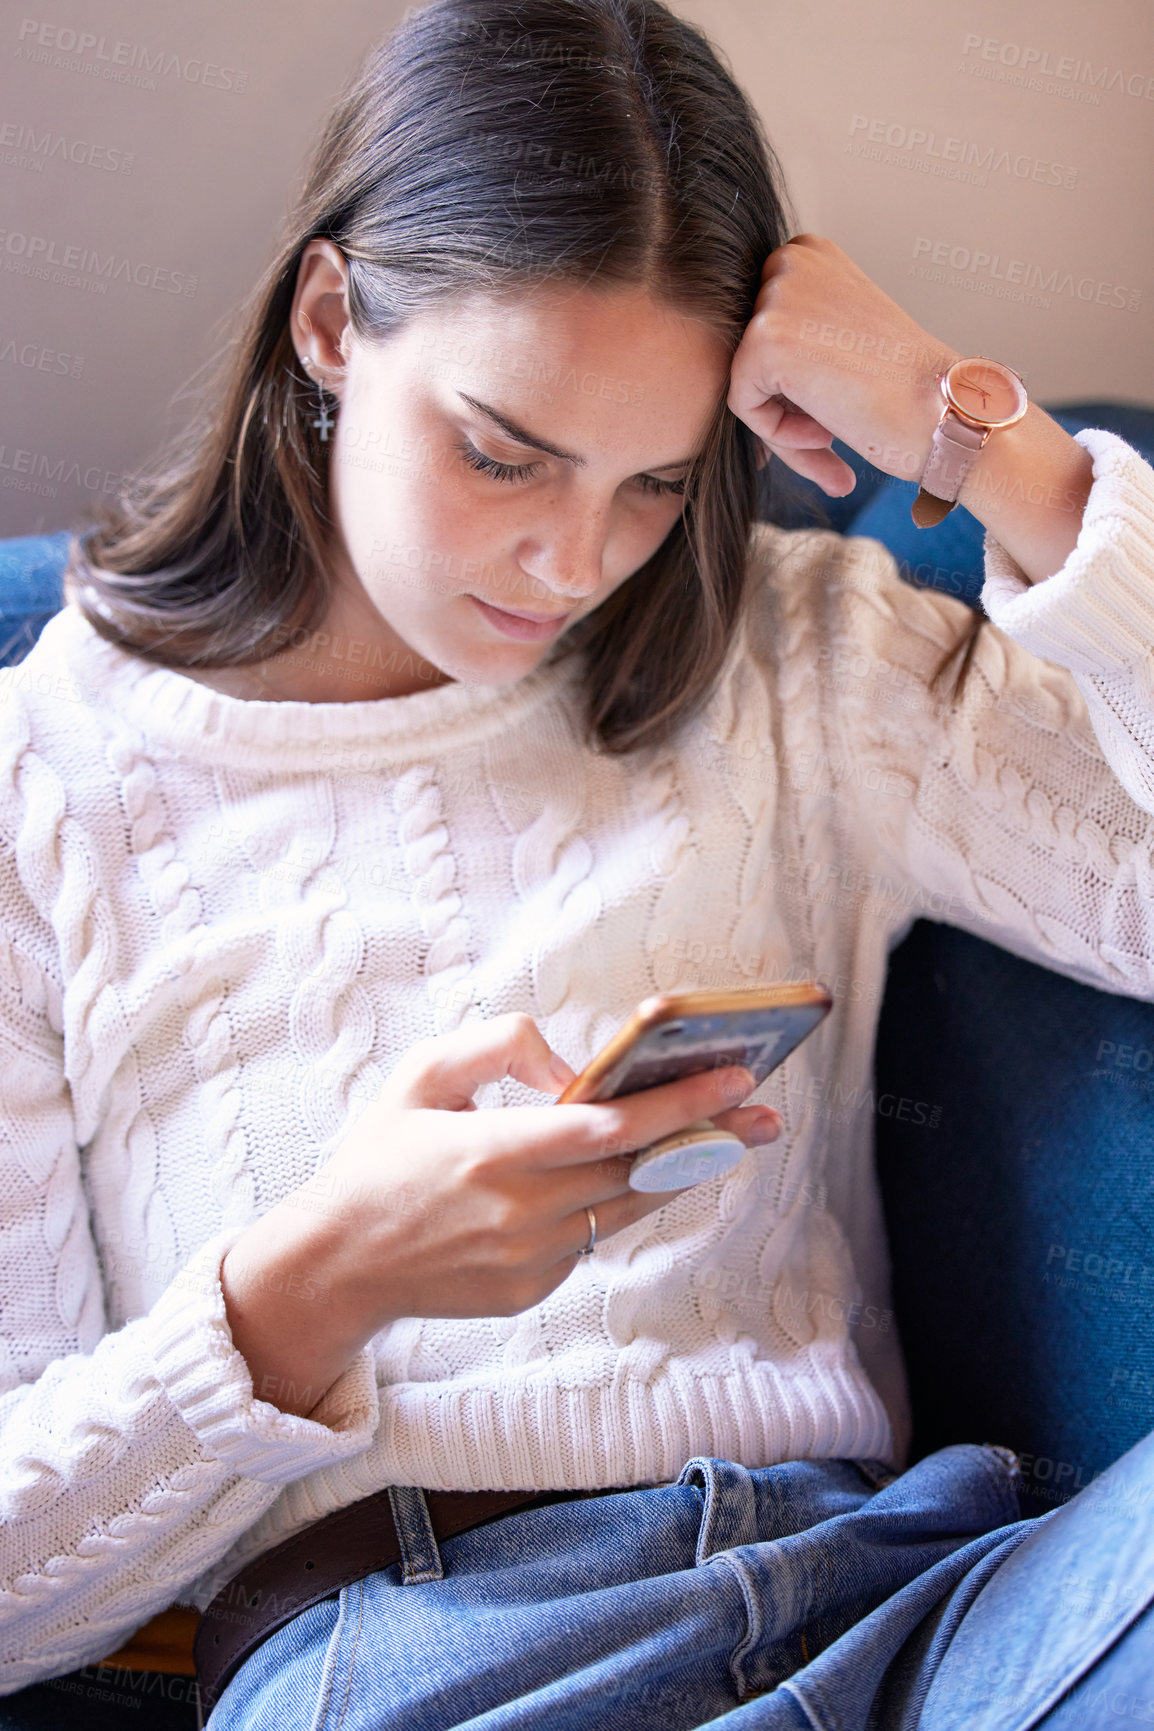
[0,426,1153,1689]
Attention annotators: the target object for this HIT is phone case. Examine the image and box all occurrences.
[556,982,832,1105]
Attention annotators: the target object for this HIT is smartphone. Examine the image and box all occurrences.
[556,982,832,1191]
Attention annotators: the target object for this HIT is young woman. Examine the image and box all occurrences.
[2,0,1153,1724]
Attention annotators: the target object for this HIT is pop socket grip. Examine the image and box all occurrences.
[628,1119,748,1193]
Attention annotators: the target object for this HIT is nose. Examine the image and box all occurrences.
[517,508,606,605]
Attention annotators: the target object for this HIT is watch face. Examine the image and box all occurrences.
[944,359,1027,428]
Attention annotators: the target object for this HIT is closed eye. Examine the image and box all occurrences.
[454,439,685,497]
[455,441,541,485]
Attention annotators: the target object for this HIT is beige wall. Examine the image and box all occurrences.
[2,0,1151,537]
[688,0,1154,402]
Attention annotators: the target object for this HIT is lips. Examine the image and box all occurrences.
[468,596,572,641]
[482,602,570,623]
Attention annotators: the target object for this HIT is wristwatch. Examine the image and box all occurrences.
[911,357,1029,527]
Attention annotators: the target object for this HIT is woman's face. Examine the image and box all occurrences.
[289,248,733,700]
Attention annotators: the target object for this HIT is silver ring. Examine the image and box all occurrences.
[578,1205,597,1256]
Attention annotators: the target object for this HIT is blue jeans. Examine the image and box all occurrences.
[209,1432,1154,1730]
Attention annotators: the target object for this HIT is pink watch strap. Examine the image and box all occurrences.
[920,413,986,503]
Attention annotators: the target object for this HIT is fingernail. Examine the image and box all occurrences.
[750,1112,783,1145]
[721,1067,757,1103]
[550,1053,576,1087]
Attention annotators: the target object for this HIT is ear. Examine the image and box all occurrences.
[289,239,352,388]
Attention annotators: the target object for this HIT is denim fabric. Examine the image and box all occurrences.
[914,1427,1154,1730]
[209,1443,1025,1730]
[208,1432,1154,1729]
[1040,1605,1154,1730]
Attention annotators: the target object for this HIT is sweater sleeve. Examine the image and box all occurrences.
[0,825,380,1691]
[795,426,1154,1000]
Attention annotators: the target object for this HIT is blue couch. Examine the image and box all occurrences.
[757,401,1154,1522]
[0,401,1152,1727]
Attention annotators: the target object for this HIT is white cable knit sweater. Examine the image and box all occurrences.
[2,426,1154,1688]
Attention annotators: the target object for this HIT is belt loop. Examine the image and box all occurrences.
[853,1457,900,1492]
[387,1485,445,1584]
[676,1458,759,1563]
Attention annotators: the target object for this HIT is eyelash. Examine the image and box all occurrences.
[454,438,685,497]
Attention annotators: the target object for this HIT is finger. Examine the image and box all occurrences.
[552,1175,700,1262]
[761,442,858,496]
[539,1103,782,1230]
[729,393,834,454]
[520,1063,760,1171]
[545,1194,656,1268]
[537,1146,640,1215]
[580,1109,784,1238]
[736,371,861,488]
[544,1101,784,1265]
[385,1012,573,1110]
[758,231,823,287]
[708,1104,784,1145]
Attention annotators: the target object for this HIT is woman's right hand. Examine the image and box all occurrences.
[220,1012,780,1417]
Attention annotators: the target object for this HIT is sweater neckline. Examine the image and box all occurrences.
[50,604,583,767]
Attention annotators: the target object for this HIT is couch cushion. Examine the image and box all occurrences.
[875,917,1154,1517]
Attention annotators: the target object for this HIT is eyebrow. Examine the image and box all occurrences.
[455,391,696,473]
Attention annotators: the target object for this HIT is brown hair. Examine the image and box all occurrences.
[69,0,980,754]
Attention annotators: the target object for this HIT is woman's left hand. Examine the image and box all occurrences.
[727,232,960,497]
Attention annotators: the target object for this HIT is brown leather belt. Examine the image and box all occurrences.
[194,1484,582,1713]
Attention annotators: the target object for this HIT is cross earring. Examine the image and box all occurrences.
[304,358,336,442]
